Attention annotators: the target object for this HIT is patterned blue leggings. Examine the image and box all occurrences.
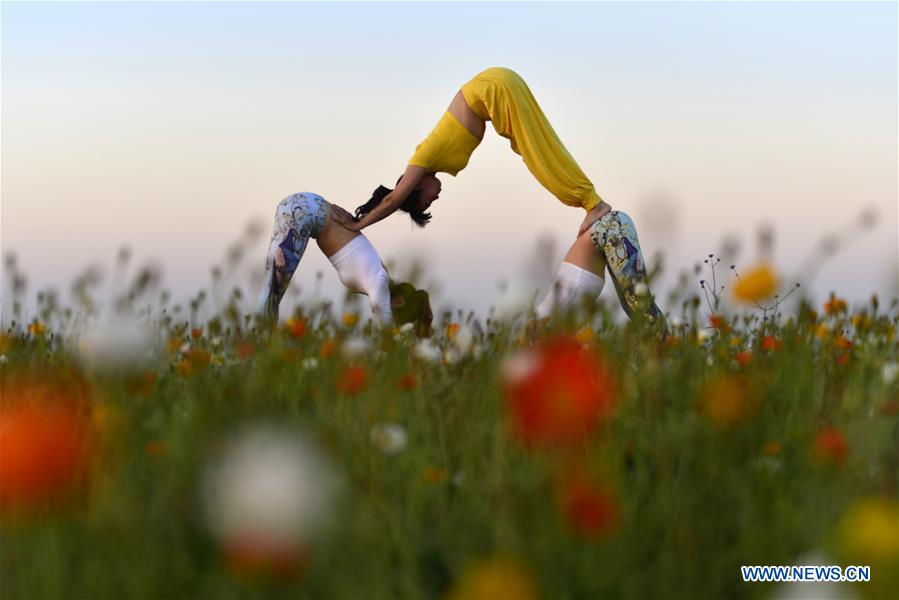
[590,211,666,331]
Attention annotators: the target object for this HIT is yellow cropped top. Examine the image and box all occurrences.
[408,111,481,176]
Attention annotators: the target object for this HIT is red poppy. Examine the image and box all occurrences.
[559,475,619,539]
[501,337,616,448]
[814,427,848,466]
[337,365,368,396]
[762,336,782,351]
[397,373,419,391]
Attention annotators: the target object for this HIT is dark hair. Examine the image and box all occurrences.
[355,178,432,228]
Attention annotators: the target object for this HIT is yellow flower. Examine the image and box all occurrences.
[27,321,46,337]
[837,497,899,561]
[575,327,594,344]
[448,557,539,600]
[446,323,460,340]
[731,263,778,303]
[342,313,359,327]
[422,466,448,485]
[697,375,754,428]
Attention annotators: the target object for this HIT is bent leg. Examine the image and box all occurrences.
[535,233,607,320]
[328,235,394,326]
[590,211,666,331]
[256,193,327,322]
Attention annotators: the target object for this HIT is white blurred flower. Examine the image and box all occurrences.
[882,362,898,385]
[493,282,536,322]
[399,322,415,334]
[452,323,476,355]
[697,328,713,343]
[341,336,371,359]
[179,342,191,355]
[413,339,442,363]
[669,316,685,329]
[211,337,223,348]
[75,318,155,371]
[202,425,339,554]
[634,282,649,297]
[501,349,539,387]
[0,355,6,365]
[370,422,407,455]
[444,348,462,365]
[301,357,319,370]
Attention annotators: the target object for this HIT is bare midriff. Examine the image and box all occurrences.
[448,90,486,141]
[317,203,361,258]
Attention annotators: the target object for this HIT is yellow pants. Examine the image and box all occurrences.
[462,67,602,210]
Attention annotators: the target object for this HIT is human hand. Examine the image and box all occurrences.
[329,205,361,232]
[577,201,612,237]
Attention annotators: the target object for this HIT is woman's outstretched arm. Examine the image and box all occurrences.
[350,165,426,231]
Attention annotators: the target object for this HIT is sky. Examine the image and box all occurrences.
[2,1,896,323]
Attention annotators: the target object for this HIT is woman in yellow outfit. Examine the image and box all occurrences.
[346,67,664,328]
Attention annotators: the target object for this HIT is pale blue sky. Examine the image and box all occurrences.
[2,1,896,320]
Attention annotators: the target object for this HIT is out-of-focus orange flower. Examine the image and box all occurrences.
[191,328,203,339]
[836,353,850,368]
[814,427,848,466]
[708,314,729,331]
[732,263,778,303]
[235,340,256,359]
[815,324,830,341]
[177,348,211,377]
[286,317,307,339]
[397,373,418,391]
[501,336,616,449]
[222,532,308,583]
[320,339,337,359]
[735,350,753,366]
[337,365,368,396]
[762,441,782,456]
[27,321,46,337]
[575,326,594,345]
[127,371,158,397]
[448,557,539,600]
[166,334,184,355]
[145,441,169,458]
[559,474,619,540]
[0,403,92,511]
[824,295,847,315]
[422,466,448,485]
[342,313,359,328]
[446,323,460,339]
[762,336,782,352]
[697,375,753,428]
[851,314,872,332]
[834,335,853,351]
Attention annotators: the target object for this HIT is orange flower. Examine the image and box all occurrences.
[697,375,753,428]
[834,335,853,351]
[319,339,337,359]
[762,441,782,457]
[337,365,368,396]
[0,403,92,511]
[814,427,848,466]
[342,313,359,328]
[824,295,847,315]
[145,441,169,458]
[397,373,419,391]
[575,326,594,344]
[732,263,779,303]
[735,350,753,366]
[177,348,211,377]
[166,334,184,355]
[422,467,448,485]
[836,354,850,368]
[27,321,46,337]
[501,337,616,448]
[559,474,619,540]
[235,340,256,359]
[762,336,782,351]
[708,314,729,331]
[191,328,203,339]
[286,317,307,339]
[446,323,460,339]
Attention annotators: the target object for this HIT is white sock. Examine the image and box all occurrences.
[329,235,394,326]
[535,262,605,320]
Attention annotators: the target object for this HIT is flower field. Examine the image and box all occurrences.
[1,259,898,599]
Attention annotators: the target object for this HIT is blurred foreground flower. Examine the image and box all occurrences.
[824,295,848,316]
[814,428,848,466]
[202,426,339,582]
[731,262,778,303]
[1,400,92,513]
[370,422,407,455]
[697,375,755,428]
[337,365,368,396]
[559,473,619,540]
[448,557,539,600]
[501,337,616,448]
[75,318,156,372]
[835,497,899,598]
[413,339,442,363]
